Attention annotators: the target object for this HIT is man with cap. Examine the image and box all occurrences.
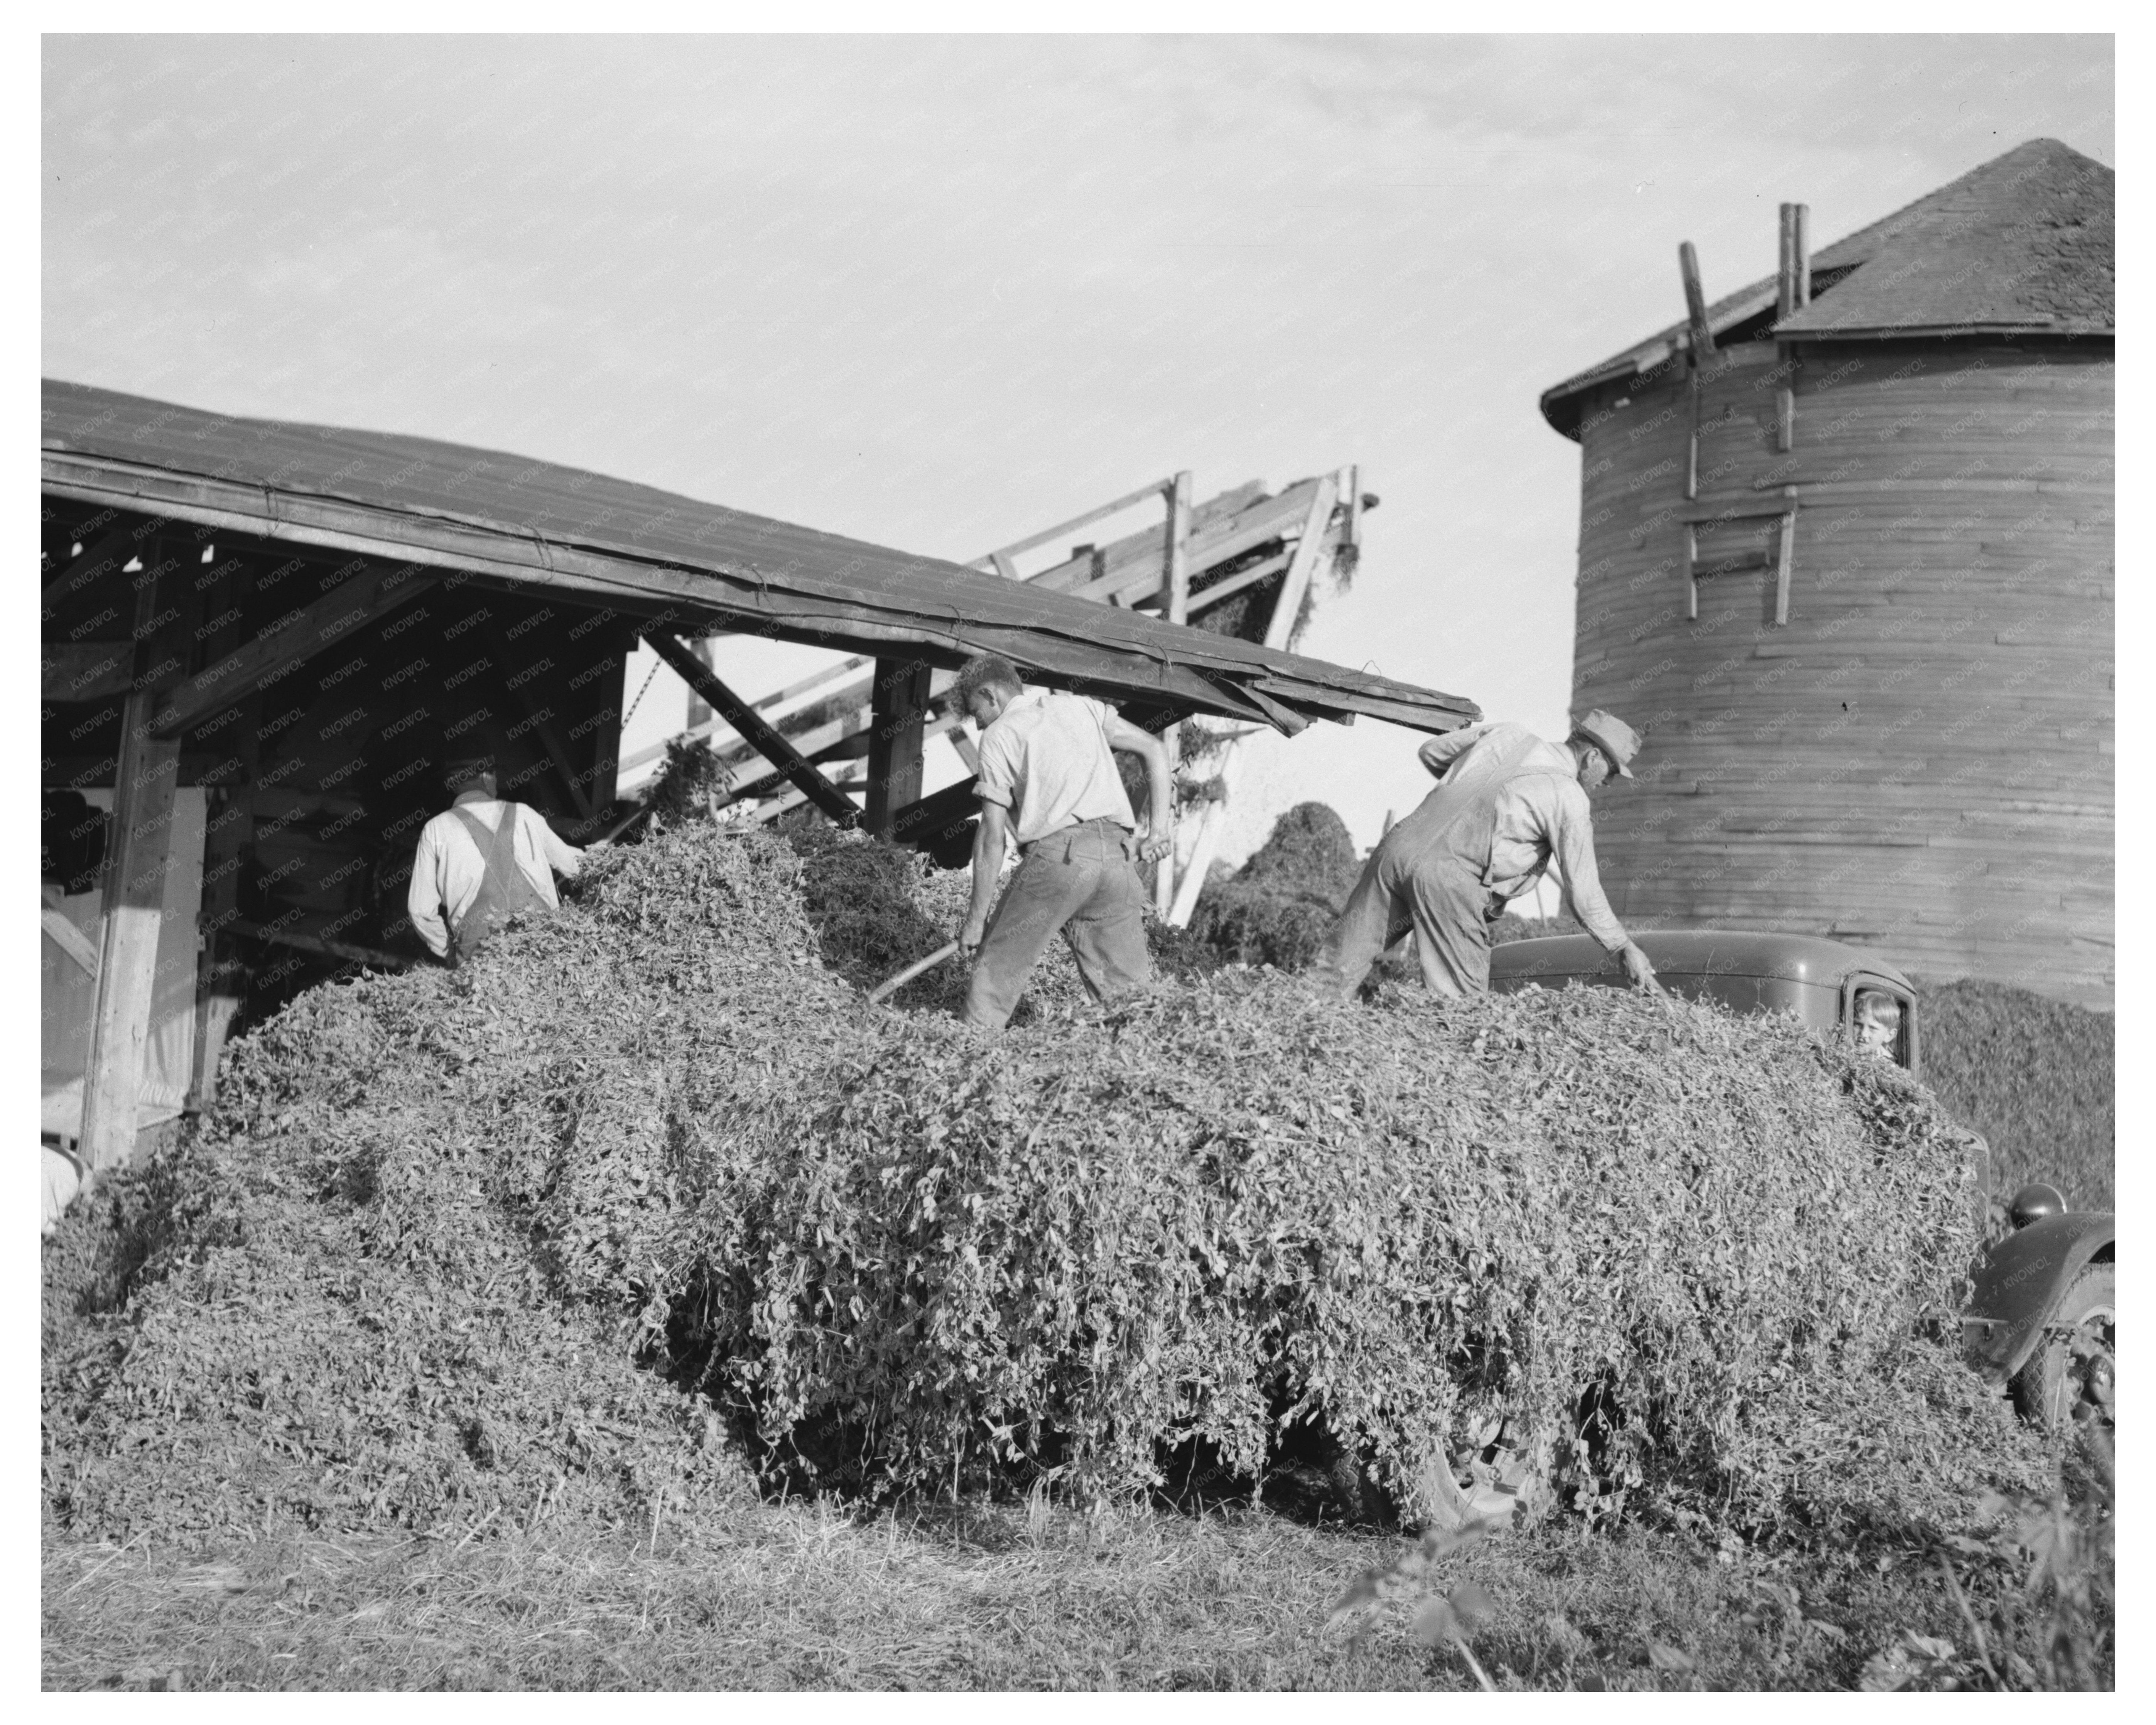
[1310,710,1660,1000]
[950,652,1172,1030]
[407,755,594,964]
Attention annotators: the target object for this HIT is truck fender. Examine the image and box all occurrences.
[1962,1210,2117,1383]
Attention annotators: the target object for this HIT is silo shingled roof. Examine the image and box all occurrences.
[1540,138,2113,439]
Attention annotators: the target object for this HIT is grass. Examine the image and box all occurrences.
[42,1470,2085,1693]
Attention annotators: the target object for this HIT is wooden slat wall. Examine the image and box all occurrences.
[1568,339,2113,1009]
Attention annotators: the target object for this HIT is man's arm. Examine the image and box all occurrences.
[1417,720,1492,782]
[525,805,587,878]
[1101,711,1172,862]
[405,825,451,959]
[1544,781,1660,992]
[959,798,1011,954]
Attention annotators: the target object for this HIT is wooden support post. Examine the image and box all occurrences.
[864,657,932,836]
[1155,471,1195,915]
[1686,369,1702,501]
[79,542,185,1173]
[1775,203,1805,454]
[642,629,860,827]
[1774,489,1800,627]
[189,549,255,1112]
[1678,241,1715,362]
[1263,476,1338,653]
[1165,471,1194,627]
[1684,524,1700,621]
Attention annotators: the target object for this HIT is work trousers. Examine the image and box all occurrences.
[1311,842,1508,1000]
[964,817,1153,1030]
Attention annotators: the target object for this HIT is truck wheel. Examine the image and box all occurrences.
[2010,1264,2115,1431]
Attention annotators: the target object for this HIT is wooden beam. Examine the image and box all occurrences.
[42,640,136,704]
[78,542,184,1173]
[1164,471,1194,627]
[642,630,860,827]
[187,550,254,1112]
[42,903,101,978]
[226,915,414,971]
[148,561,434,739]
[1679,241,1715,361]
[865,657,933,835]
[1183,549,1292,618]
[969,476,1173,569]
[1774,498,1799,628]
[1263,477,1337,653]
[41,525,138,621]
[1777,203,1802,321]
[887,776,981,848]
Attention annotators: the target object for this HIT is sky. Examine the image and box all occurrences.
[41,32,2115,863]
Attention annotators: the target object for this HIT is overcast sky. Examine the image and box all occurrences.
[42,33,2114,860]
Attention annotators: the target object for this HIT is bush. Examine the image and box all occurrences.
[43,817,2041,1552]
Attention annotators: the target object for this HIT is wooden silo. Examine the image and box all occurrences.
[1538,138,2113,1009]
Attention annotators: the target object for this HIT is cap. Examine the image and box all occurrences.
[444,754,496,790]
[1571,710,1640,778]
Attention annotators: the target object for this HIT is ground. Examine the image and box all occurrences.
[42,1480,2061,1693]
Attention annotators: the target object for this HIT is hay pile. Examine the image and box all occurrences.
[1916,979,2114,1212]
[45,819,2039,1550]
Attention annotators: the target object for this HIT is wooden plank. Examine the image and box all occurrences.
[1184,549,1293,616]
[78,542,184,1173]
[865,657,932,835]
[1165,471,1194,627]
[1774,505,1797,627]
[226,915,413,971]
[1060,478,1327,607]
[41,525,138,621]
[971,476,1172,567]
[888,776,981,849]
[1263,477,1338,652]
[148,561,435,739]
[42,904,100,978]
[642,629,859,827]
[1679,241,1716,360]
[42,640,137,703]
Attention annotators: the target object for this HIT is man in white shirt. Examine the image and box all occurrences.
[406,755,591,964]
[1310,711,1660,1000]
[951,654,1172,1030]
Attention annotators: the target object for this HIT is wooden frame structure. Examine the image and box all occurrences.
[42,381,1477,1177]
[613,464,1366,918]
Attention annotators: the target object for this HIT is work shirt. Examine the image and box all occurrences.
[407,796,585,959]
[973,689,1138,847]
[1416,721,1629,952]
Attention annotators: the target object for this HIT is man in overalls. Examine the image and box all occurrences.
[951,654,1172,1030]
[406,755,591,964]
[1310,711,1659,1000]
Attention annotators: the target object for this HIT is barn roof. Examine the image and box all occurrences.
[1541,138,2114,439]
[41,379,1477,736]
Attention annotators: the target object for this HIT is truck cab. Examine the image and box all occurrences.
[1488,928,1918,1069]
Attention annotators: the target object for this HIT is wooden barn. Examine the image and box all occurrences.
[41,381,1476,1179]
[1538,138,2113,1009]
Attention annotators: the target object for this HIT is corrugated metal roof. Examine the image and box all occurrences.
[1540,138,2113,439]
[42,379,1477,736]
